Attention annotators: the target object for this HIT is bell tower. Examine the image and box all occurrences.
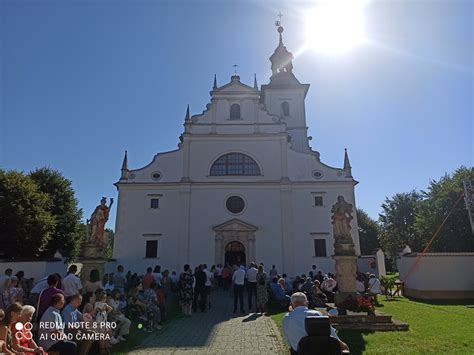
[261,19,311,153]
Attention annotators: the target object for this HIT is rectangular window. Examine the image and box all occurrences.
[314,196,323,206]
[145,240,158,258]
[314,239,327,257]
[150,199,159,209]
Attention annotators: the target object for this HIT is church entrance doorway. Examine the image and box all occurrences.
[224,241,246,266]
[213,219,258,267]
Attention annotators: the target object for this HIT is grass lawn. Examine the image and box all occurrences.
[271,297,474,355]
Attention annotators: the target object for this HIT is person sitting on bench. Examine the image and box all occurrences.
[282,292,349,355]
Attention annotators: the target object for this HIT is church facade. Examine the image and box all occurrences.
[112,26,361,275]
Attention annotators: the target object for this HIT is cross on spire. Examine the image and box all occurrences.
[233,64,238,75]
[276,12,283,26]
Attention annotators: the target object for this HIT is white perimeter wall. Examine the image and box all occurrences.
[397,253,474,299]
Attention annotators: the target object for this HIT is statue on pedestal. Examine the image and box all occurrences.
[331,196,357,308]
[87,197,114,248]
[331,196,355,256]
[81,197,114,260]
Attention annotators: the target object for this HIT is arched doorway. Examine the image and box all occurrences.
[225,241,246,266]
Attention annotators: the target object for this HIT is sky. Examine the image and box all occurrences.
[1,0,473,230]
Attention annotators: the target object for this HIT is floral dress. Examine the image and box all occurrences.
[256,272,268,304]
[179,272,194,306]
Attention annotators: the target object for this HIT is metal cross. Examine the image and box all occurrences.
[233,64,238,75]
[276,12,283,26]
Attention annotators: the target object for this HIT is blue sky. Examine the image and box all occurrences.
[1,0,472,230]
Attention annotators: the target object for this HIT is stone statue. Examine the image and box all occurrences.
[331,196,355,256]
[87,197,114,248]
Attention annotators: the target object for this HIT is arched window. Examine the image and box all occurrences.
[210,153,261,176]
[230,104,241,119]
[282,101,290,116]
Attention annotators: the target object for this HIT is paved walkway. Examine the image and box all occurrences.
[133,290,286,354]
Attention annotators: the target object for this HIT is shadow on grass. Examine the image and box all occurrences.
[338,330,373,355]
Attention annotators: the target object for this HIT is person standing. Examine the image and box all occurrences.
[153,265,163,287]
[37,274,64,321]
[179,265,194,317]
[143,267,155,289]
[61,265,82,301]
[112,265,127,293]
[0,269,12,294]
[269,265,278,279]
[193,265,207,312]
[256,265,268,314]
[203,264,213,309]
[232,264,246,314]
[246,262,258,311]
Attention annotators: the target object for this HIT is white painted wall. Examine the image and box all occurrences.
[0,260,66,281]
[398,253,474,291]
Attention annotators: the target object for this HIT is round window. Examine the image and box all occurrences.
[226,196,245,214]
[151,172,162,181]
[313,170,323,179]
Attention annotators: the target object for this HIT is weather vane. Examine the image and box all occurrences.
[233,64,238,75]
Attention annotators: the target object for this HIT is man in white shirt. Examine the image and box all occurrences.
[203,264,213,309]
[61,265,82,300]
[245,262,258,311]
[232,264,246,313]
[368,274,381,304]
[153,265,163,286]
[282,292,348,354]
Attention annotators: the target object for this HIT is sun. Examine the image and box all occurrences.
[305,0,367,55]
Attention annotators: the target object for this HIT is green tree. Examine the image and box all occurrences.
[357,208,381,255]
[0,170,56,258]
[378,191,422,260]
[415,166,474,252]
[28,167,84,259]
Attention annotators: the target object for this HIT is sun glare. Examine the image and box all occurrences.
[305,0,367,55]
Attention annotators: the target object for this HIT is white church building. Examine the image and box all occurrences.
[112,25,361,275]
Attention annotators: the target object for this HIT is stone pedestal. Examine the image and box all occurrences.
[80,259,107,285]
[333,254,358,307]
[79,242,107,284]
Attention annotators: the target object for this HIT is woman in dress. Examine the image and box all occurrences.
[2,277,24,309]
[178,264,194,317]
[256,265,268,315]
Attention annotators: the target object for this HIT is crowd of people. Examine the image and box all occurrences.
[0,262,381,354]
[0,264,176,355]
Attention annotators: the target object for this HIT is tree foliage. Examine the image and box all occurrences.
[28,167,84,258]
[357,208,381,255]
[378,191,422,258]
[0,170,56,258]
[415,166,474,252]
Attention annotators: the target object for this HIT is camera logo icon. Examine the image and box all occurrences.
[14,322,33,340]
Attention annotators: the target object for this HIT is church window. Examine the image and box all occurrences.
[282,102,290,116]
[145,240,158,258]
[314,239,327,257]
[151,172,162,180]
[226,196,245,214]
[314,196,323,206]
[150,199,159,209]
[230,104,241,119]
[313,170,323,179]
[210,153,261,176]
